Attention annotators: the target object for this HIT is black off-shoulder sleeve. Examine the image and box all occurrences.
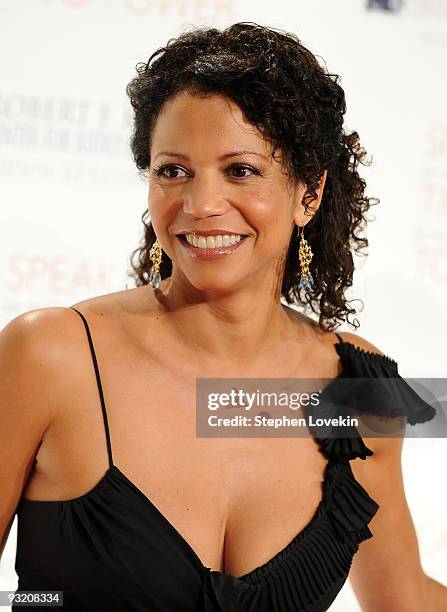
[306,342,438,462]
[332,342,437,425]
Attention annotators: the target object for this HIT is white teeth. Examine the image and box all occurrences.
[184,233,244,248]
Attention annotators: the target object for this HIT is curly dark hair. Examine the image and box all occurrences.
[125,21,379,332]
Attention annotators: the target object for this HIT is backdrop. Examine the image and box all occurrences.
[1,1,446,609]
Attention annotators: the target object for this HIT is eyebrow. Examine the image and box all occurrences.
[153,150,269,162]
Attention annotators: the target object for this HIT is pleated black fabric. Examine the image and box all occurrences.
[13,310,436,611]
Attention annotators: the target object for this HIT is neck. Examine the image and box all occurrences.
[153,273,297,365]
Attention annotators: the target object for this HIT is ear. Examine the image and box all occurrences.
[293,169,328,228]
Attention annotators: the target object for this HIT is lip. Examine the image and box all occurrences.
[176,234,249,260]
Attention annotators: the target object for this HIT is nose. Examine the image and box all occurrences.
[181,175,231,219]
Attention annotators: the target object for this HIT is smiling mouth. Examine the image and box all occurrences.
[176,233,249,260]
[177,234,249,246]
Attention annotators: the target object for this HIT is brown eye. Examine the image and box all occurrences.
[230,164,259,178]
[153,165,188,179]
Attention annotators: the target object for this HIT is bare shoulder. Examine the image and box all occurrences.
[1,305,83,366]
[0,305,91,536]
[0,291,144,504]
[1,284,159,370]
[0,288,141,445]
[0,288,141,412]
[70,284,159,319]
[0,306,96,420]
[335,330,387,357]
[281,308,388,358]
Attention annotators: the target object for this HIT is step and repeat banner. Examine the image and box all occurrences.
[1,1,446,609]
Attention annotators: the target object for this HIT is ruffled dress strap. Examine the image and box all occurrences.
[308,339,437,465]
[306,338,437,546]
[314,425,374,462]
[322,458,380,545]
[333,341,437,425]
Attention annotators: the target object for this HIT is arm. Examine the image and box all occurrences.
[348,434,447,611]
[338,331,447,612]
[0,309,62,560]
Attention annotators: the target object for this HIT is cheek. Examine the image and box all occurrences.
[148,191,175,233]
[253,202,294,263]
[246,196,293,239]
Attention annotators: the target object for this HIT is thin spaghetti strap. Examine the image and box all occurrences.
[334,332,344,344]
[69,307,114,469]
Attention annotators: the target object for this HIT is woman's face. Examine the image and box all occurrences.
[148,90,319,294]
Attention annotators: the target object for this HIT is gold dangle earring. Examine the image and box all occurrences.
[298,225,315,293]
[149,239,163,289]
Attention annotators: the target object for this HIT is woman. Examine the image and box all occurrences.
[1,21,445,612]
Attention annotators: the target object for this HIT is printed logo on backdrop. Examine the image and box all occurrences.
[367,0,447,18]
[366,0,403,12]
[54,0,235,20]
[0,93,136,188]
[0,221,123,319]
[416,119,447,288]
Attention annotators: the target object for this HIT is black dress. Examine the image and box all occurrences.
[13,307,436,611]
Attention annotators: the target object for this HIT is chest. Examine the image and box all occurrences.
[26,336,331,576]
